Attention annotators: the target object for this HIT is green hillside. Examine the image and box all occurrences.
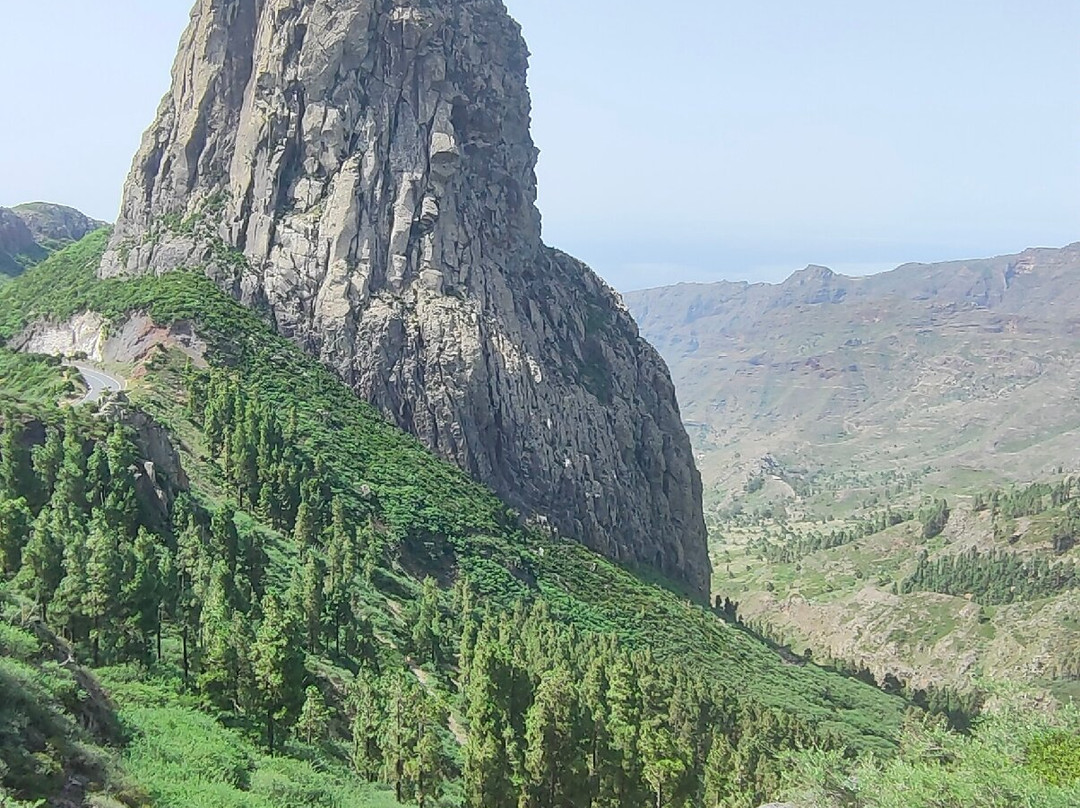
[0,234,917,806]
[710,481,1080,703]
[1,203,103,280]
[781,702,1080,808]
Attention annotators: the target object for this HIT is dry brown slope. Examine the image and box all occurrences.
[626,243,1080,506]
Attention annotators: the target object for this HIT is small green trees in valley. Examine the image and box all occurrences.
[920,498,951,540]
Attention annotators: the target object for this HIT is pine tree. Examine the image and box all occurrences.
[350,668,384,780]
[358,522,380,582]
[462,630,517,808]
[197,557,249,708]
[606,650,645,806]
[0,415,32,502]
[298,685,332,745]
[86,514,124,666]
[581,647,617,808]
[299,550,325,654]
[524,665,588,808]
[128,527,168,663]
[49,518,90,647]
[231,403,261,508]
[409,695,447,808]
[326,502,356,656]
[293,500,318,547]
[19,507,66,621]
[641,725,686,808]
[31,426,64,503]
[703,733,736,808]
[237,522,266,611]
[56,412,89,512]
[209,503,240,582]
[231,610,257,716]
[85,442,109,509]
[103,424,138,536]
[257,480,276,526]
[0,495,32,574]
[173,501,205,685]
[382,669,422,803]
[198,561,243,711]
[252,592,305,753]
[412,576,443,666]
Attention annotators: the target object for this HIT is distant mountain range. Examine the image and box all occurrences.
[628,243,1080,696]
[625,242,1080,505]
[0,202,106,277]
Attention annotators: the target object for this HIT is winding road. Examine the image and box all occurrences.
[72,363,124,404]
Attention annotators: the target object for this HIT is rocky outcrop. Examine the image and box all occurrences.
[10,203,108,248]
[98,0,710,595]
[10,312,108,359]
[101,396,190,530]
[11,312,207,367]
[0,208,46,276]
[0,203,106,277]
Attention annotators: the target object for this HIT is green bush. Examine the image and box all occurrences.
[1028,731,1080,786]
[782,707,1080,808]
[123,706,254,790]
[0,622,39,660]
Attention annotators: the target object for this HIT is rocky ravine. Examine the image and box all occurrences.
[99,0,709,595]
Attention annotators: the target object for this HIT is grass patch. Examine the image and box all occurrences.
[102,673,404,808]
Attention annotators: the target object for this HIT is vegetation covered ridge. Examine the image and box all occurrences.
[0,234,907,807]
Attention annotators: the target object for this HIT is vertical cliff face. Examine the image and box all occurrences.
[100,0,710,597]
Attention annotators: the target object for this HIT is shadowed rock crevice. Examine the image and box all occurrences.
[99,0,710,597]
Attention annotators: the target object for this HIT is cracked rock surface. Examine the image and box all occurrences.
[100,0,710,597]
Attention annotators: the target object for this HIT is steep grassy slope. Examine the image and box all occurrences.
[0,585,146,808]
[782,703,1080,808]
[94,668,404,808]
[0,349,83,409]
[0,235,917,806]
[2,233,907,742]
[3,583,378,808]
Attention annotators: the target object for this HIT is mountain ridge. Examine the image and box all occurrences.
[626,241,1080,503]
[630,239,1080,328]
[0,202,106,278]
[626,240,1080,705]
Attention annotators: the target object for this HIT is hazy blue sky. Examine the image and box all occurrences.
[2,1,1077,289]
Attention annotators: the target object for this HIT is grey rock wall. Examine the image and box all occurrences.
[100,0,710,597]
[10,203,107,247]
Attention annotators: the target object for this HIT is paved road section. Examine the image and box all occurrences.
[72,363,124,404]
